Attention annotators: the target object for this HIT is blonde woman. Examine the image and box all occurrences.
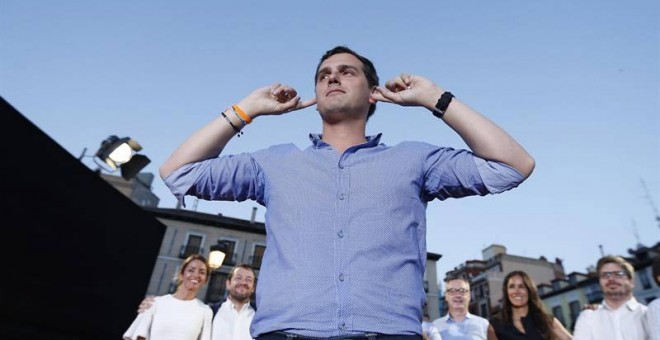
[124,254,213,340]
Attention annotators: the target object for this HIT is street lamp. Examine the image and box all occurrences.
[93,135,151,180]
[209,241,228,270]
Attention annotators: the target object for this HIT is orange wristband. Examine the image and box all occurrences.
[232,105,252,124]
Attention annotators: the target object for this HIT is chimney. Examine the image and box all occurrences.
[250,207,257,224]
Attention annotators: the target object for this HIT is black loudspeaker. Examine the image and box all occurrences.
[0,96,166,340]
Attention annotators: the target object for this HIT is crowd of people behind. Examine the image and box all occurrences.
[123,253,658,340]
[427,255,658,340]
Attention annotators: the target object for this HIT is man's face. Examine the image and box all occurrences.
[599,263,633,301]
[314,53,375,120]
[444,279,471,312]
[226,267,255,303]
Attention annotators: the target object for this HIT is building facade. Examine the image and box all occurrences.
[444,244,566,318]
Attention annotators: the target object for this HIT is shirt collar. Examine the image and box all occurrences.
[446,311,472,322]
[226,297,253,312]
[603,296,639,311]
[308,133,383,149]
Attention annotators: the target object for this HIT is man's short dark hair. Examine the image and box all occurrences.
[315,46,379,119]
[227,263,255,281]
[444,276,470,286]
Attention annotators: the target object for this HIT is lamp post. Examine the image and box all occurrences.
[209,241,228,270]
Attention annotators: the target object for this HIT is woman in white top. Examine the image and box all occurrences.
[124,254,213,340]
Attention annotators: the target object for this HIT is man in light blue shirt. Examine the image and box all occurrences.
[433,278,489,340]
[160,46,535,340]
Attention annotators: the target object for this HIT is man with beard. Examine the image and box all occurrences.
[137,264,257,340]
[573,255,649,340]
[432,278,488,339]
[211,264,257,340]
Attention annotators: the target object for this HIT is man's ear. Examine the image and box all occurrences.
[369,86,378,104]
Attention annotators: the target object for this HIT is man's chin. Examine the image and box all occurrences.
[231,293,251,302]
[604,291,629,299]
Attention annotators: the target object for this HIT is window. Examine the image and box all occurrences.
[552,305,565,325]
[569,301,581,328]
[221,239,237,266]
[180,234,204,259]
[639,270,651,290]
[251,244,266,269]
[479,303,488,318]
[206,271,228,303]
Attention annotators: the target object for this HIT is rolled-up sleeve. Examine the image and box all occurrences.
[473,157,525,194]
[162,153,262,207]
[423,145,524,200]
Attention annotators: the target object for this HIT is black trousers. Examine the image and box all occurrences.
[256,331,422,340]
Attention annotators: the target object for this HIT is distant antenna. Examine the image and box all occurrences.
[598,244,605,257]
[631,219,642,247]
[640,178,660,231]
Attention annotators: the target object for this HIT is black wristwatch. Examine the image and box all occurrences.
[430,91,454,119]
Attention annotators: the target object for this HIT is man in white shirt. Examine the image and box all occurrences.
[646,257,660,340]
[432,277,488,340]
[138,263,257,340]
[210,264,257,340]
[573,255,648,340]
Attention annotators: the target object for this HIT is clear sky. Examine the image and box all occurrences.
[2,0,658,283]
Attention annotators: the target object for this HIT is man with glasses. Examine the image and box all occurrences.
[432,277,488,339]
[573,255,649,340]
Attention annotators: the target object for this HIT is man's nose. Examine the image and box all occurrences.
[328,72,340,84]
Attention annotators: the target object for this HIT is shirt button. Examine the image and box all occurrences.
[337,230,344,238]
[339,273,344,282]
[338,193,345,200]
[339,164,344,169]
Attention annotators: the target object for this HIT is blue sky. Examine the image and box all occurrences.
[2,0,658,283]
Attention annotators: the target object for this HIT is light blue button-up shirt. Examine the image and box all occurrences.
[433,313,489,340]
[164,133,524,338]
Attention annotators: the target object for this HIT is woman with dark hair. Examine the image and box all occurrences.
[487,271,572,340]
[123,254,213,340]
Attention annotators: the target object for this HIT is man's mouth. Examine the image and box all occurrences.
[326,89,345,96]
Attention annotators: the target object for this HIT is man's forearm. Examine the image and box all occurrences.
[159,109,241,180]
[441,98,535,178]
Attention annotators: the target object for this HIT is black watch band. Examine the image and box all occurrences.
[430,91,454,119]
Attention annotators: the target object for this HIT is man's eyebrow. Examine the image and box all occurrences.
[317,64,360,76]
[338,64,359,72]
[317,66,331,76]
